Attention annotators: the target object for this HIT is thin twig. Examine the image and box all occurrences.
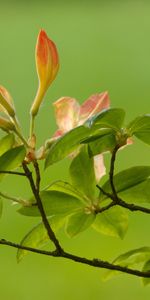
[0,170,26,176]
[95,202,116,214]
[0,191,28,205]
[22,161,63,254]
[96,184,150,214]
[96,184,113,199]
[0,238,150,279]
[96,146,150,215]
[33,161,40,193]
[116,197,150,214]
[109,145,120,200]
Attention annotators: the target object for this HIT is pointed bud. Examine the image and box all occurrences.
[0,116,15,132]
[30,30,59,116]
[0,85,15,117]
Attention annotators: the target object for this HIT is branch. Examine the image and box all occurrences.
[95,201,115,214]
[1,238,150,279]
[116,197,150,214]
[95,146,150,215]
[96,184,150,214]
[22,161,63,254]
[109,145,120,200]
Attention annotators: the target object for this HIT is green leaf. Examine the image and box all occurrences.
[127,115,150,145]
[17,215,65,262]
[65,210,95,237]
[100,166,150,203]
[46,180,86,203]
[119,179,150,204]
[86,108,125,131]
[142,260,150,286]
[0,198,3,218]
[18,190,84,217]
[127,115,150,134]
[0,145,26,181]
[45,125,97,167]
[104,247,150,281]
[69,146,96,200]
[87,133,117,157]
[92,206,128,239]
[0,133,15,156]
[80,129,113,143]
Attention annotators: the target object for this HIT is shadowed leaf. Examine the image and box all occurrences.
[17,215,65,262]
[66,210,95,237]
[92,206,128,239]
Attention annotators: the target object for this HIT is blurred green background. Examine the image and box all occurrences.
[0,0,150,299]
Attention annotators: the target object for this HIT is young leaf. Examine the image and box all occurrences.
[104,247,150,281]
[17,215,65,262]
[100,166,150,202]
[80,128,113,143]
[69,146,96,200]
[0,133,15,156]
[65,210,95,237]
[127,115,150,145]
[45,125,97,167]
[92,206,128,239]
[119,178,150,204]
[85,108,125,131]
[87,133,116,157]
[0,145,26,181]
[127,115,150,134]
[142,260,150,286]
[18,190,84,217]
[46,180,87,203]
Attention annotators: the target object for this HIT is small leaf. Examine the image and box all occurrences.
[17,215,65,262]
[127,115,150,145]
[87,133,117,157]
[92,206,128,239]
[0,133,15,156]
[119,179,150,204]
[46,180,86,203]
[86,108,125,131]
[80,129,112,143]
[45,125,97,167]
[113,247,150,266]
[104,247,150,281]
[69,146,96,200]
[18,190,84,217]
[142,260,150,286]
[127,115,150,134]
[65,210,95,237]
[0,145,26,181]
[100,166,150,202]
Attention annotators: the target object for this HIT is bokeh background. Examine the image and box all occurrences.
[0,0,150,299]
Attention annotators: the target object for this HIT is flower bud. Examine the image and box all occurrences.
[0,85,15,117]
[0,116,15,132]
[30,30,59,116]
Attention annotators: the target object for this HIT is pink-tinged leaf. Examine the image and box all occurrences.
[127,137,133,145]
[79,92,110,125]
[53,97,80,132]
[53,129,64,138]
[93,154,106,183]
[120,137,133,150]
